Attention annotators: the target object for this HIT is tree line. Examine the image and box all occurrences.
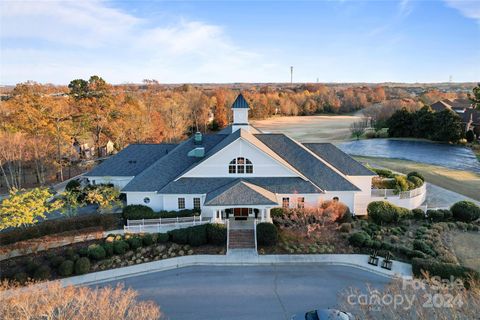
[0,77,472,190]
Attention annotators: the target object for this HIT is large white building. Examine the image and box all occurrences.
[85,94,378,222]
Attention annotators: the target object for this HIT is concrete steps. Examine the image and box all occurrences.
[229,229,255,249]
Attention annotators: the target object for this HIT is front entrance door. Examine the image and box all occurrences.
[233,208,249,220]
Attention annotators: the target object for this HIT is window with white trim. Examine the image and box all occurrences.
[297,197,305,209]
[178,198,185,209]
[193,197,201,210]
[282,197,290,208]
[228,157,253,174]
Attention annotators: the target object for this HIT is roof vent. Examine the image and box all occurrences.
[188,147,205,158]
[194,132,202,145]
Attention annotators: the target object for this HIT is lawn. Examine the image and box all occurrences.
[449,232,480,272]
[354,156,480,201]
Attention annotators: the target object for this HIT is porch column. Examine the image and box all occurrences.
[266,208,271,222]
[261,208,266,222]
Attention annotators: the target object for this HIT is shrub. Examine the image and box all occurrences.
[339,223,352,233]
[13,272,28,284]
[33,265,51,280]
[412,208,425,220]
[372,168,395,178]
[142,234,154,246]
[451,201,480,222]
[102,242,114,257]
[113,240,129,255]
[58,260,74,277]
[74,257,91,275]
[336,209,353,223]
[156,233,169,243]
[65,179,81,191]
[88,244,106,260]
[122,205,155,220]
[348,231,371,247]
[367,201,408,224]
[395,175,412,192]
[412,258,480,281]
[168,228,190,244]
[49,255,65,268]
[270,208,284,218]
[206,223,227,245]
[126,237,142,250]
[78,247,88,257]
[413,240,436,256]
[256,223,278,246]
[188,225,208,247]
[407,171,425,182]
[407,175,424,188]
[25,261,40,275]
[0,213,122,245]
[439,209,453,221]
[427,210,444,222]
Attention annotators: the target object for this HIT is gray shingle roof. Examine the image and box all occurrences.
[85,144,176,177]
[303,143,375,176]
[159,177,322,194]
[231,93,250,109]
[122,134,228,192]
[204,180,278,206]
[254,134,360,191]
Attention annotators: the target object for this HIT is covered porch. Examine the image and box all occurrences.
[209,206,273,224]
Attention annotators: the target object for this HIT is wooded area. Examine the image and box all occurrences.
[0,76,472,191]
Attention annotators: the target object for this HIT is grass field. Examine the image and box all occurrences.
[450,232,480,272]
[353,156,480,201]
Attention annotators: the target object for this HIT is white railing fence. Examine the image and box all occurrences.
[371,183,426,200]
[124,215,210,233]
[226,219,230,254]
[254,219,258,253]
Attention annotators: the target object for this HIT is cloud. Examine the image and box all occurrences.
[444,0,480,22]
[0,0,274,84]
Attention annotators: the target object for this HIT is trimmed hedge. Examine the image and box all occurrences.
[187,225,208,247]
[367,201,410,224]
[412,208,425,220]
[407,171,425,182]
[0,213,122,245]
[102,242,114,257]
[451,201,480,222]
[206,223,227,245]
[372,168,395,178]
[33,265,51,280]
[256,223,278,246]
[74,257,91,275]
[412,258,480,280]
[122,205,201,220]
[168,228,189,245]
[126,237,142,250]
[156,233,169,243]
[349,232,371,247]
[49,255,65,268]
[58,260,74,276]
[113,240,129,255]
[88,244,106,260]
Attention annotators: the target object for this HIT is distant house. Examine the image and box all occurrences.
[431,99,479,139]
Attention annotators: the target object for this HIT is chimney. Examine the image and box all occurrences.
[194,131,202,145]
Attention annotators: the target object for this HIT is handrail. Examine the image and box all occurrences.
[226,219,230,255]
[127,215,204,226]
[371,183,426,199]
[254,219,258,253]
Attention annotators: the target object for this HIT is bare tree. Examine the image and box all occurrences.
[350,118,369,140]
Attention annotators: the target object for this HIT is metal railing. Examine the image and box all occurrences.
[371,183,426,200]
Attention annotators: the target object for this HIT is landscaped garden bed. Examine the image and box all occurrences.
[258,199,480,281]
[0,223,226,285]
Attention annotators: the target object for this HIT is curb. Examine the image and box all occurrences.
[61,254,412,287]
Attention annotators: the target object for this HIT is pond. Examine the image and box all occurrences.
[337,139,480,174]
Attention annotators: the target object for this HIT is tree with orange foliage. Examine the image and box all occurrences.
[213,88,228,128]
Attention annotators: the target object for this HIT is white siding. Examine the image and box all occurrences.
[182,139,299,178]
[347,175,374,216]
[126,192,164,211]
[162,194,206,211]
[275,192,356,213]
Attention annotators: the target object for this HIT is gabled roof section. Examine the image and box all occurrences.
[85,144,176,177]
[175,128,307,181]
[204,180,278,206]
[255,134,360,191]
[122,134,227,192]
[216,124,260,135]
[231,93,250,109]
[159,177,322,194]
[303,143,375,176]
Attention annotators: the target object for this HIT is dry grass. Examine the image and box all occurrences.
[0,281,162,320]
[449,232,480,272]
[354,156,480,201]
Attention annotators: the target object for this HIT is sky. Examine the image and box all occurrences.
[0,0,479,85]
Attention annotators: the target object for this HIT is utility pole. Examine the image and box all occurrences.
[290,66,293,85]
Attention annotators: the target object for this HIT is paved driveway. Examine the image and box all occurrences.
[97,265,389,320]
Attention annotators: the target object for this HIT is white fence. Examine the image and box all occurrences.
[124,215,211,233]
[370,183,427,210]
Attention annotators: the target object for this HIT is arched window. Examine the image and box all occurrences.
[228,157,253,174]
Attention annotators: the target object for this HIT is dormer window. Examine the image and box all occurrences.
[228,157,253,174]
